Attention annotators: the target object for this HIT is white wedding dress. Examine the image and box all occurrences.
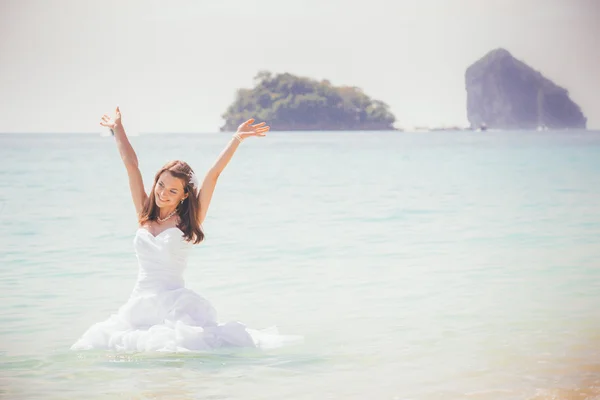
[70,227,301,352]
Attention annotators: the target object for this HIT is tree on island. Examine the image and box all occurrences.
[220,71,397,131]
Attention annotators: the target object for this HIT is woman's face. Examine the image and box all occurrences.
[155,171,187,208]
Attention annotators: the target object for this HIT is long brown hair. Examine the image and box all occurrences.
[138,160,204,244]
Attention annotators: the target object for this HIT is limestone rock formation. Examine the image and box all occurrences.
[465,49,586,130]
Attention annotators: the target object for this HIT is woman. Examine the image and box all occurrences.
[70,107,299,352]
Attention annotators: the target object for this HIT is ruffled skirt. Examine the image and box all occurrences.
[70,288,301,352]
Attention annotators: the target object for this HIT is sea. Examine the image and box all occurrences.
[1,130,600,399]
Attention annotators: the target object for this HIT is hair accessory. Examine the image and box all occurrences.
[188,171,199,193]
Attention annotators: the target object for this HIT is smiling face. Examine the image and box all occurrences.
[138,160,204,244]
[154,171,187,208]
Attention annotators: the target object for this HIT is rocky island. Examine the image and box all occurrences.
[220,71,397,131]
[465,48,586,130]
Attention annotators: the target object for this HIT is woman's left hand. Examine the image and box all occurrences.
[236,119,270,139]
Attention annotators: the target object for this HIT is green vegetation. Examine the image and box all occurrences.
[220,71,397,131]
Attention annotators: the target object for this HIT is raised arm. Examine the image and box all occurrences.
[196,118,269,225]
[100,107,148,216]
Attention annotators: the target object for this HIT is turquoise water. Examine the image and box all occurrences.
[1,130,600,399]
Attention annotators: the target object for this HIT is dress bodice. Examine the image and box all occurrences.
[131,227,192,296]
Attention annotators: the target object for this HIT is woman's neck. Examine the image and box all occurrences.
[157,207,178,222]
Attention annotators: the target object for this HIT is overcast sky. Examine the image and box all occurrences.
[1,0,598,133]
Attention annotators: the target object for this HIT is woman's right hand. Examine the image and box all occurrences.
[100,106,122,130]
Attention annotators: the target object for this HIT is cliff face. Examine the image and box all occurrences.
[465,49,586,130]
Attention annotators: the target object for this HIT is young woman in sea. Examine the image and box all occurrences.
[70,107,301,352]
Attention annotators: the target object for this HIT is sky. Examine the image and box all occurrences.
[1,0,598,133]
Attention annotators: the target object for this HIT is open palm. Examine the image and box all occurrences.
[237,118,270,139]
[100,107,122,130]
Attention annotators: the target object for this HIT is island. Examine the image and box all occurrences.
[220,71,397,131]
[465,48,587,130]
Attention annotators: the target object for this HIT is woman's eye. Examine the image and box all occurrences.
[170,190,177,194]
